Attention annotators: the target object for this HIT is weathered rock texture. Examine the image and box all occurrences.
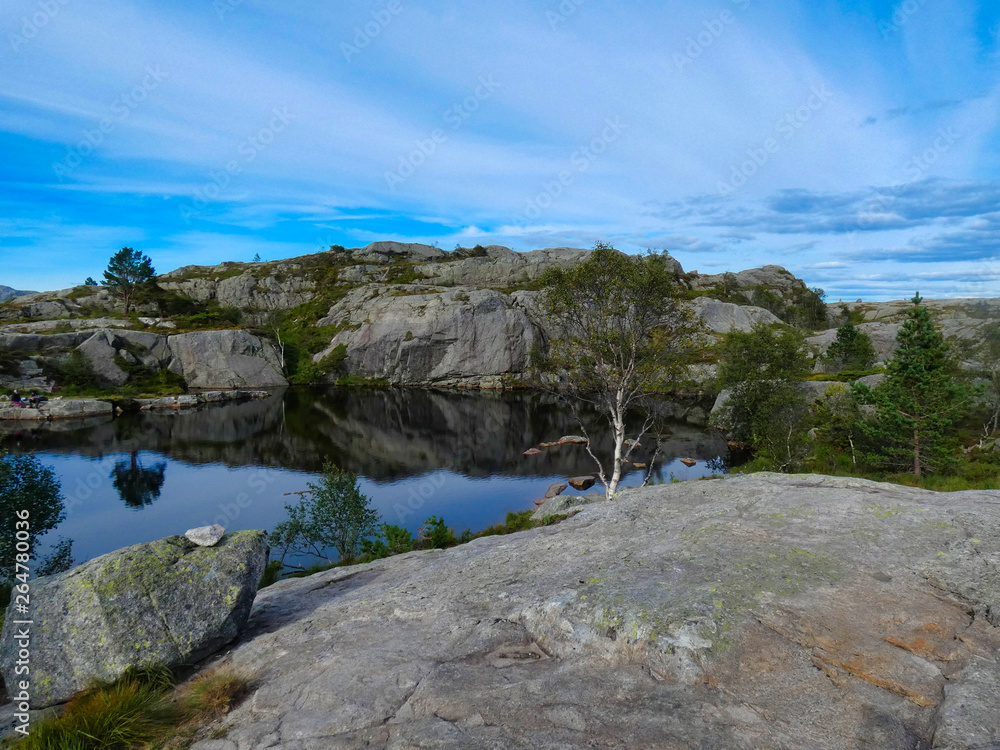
[316,286,543,386]
[0,531,269,707]
[692,296,782,334]
[0,327,287,391]
[0,398,112,421]
[196,474,1000,749]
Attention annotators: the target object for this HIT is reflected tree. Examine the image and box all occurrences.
[0,449,73,595]
[110,451,167,509]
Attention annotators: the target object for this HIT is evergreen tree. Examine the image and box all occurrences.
[856,294,971,477]
[823,319,877,372]
[103,247,156,314]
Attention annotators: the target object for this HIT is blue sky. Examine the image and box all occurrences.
[1,0,999,300]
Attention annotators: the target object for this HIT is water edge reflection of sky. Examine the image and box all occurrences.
[6,388,728,568]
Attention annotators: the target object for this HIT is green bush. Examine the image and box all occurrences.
[421,515,457,549]
[271,462,380,566]
[361,523,415,559]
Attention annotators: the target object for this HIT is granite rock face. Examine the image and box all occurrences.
[316,286,543,386]
[0,328,287,391]
[0,531,269,708]
[691,297,782,334]
[167,330,286,388]
[192,474,1000,749]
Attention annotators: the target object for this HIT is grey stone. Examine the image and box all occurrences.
[544,482,568,498]
[0,398,112,421]
[200,474,1000,748]
[167,330,287,388]
[186,524,226,546]
[691,297,782,334]
[0,530,268,707]
[315,286,542,386]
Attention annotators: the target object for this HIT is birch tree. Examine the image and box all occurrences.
[538,243,694,499]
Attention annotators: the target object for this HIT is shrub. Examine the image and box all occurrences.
[271,462,380,566]
[421,515,457,549]
[361,523,415,559]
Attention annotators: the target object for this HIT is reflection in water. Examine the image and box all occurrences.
[3,388,733,564]
[110,451,167,509]
[3,388,726,482]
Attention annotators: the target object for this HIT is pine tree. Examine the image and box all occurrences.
[858,294,971,477]
[103,247,156,314]
[823,319,877,372]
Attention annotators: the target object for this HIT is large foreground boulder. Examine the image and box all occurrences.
[0,530,268,708]
[203,475,1000,749]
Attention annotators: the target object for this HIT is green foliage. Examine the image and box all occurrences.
[855,294,973,477]
[0,450,65,585]
[14,667,176,750]
[174,304,243,330]
[46,349,101,391]
[271,462,380,565]
[963,321,1000,437]
[16,665,249,750]
[540,242,696,497]
[385,263,430,284]
[257,559,284,589]
[421,515,458,549]
[752,286,827,329]
[103,247,156,314]
[823,319,877,372]
[84,276,99,286]
[472,510,537,538]
[360,523,415,559]
[714,323,812,471]
[290,343,348,386]
[66,285,99,300]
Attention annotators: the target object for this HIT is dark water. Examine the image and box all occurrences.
[2,388,729,568]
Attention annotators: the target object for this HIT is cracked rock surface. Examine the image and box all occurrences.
[197,474,1000,749]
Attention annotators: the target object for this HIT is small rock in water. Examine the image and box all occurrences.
[186,524,226,547]
[557,435,588,445]
[545,482,569,498]
[523,447,542,456]
[680,458,697,467]
[533,498,546,506]
[568,476,596,490]
[633,463,647,469]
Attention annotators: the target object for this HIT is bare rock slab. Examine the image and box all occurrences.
[205,475,1000,748]
[567,475,595,490]
[0,530,268,707]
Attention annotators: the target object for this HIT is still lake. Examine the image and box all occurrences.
[3,388,730,568]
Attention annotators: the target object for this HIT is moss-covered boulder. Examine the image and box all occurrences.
[0,530,268,707]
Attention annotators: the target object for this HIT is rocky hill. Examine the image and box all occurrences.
[189,473,1000,748]
[1,241,997,397]
[0,285,34,303]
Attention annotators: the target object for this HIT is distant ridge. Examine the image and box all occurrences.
[0,285,34,303]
